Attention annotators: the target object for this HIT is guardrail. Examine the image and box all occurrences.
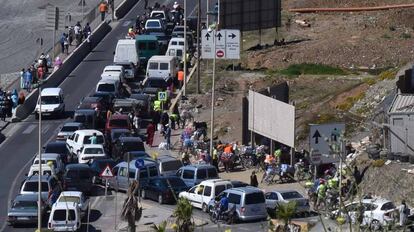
[13,21,112,122]
[169,63,198,113]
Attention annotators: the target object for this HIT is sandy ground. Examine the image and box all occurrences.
[0,0,102,75]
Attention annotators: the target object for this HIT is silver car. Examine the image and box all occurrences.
[57,122,84,140]
[265,190,310,213]
[7,194,46,226]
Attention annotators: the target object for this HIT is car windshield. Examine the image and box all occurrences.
[23,182,49,192]
[110,119,128,127]
[147,21,160,28]
[58,196,80,204]
[74,115,93,124]
[13,200,38,209]
[45,145,67,154]
[41,96,60,104]
[34,159,57,167]
[245,192,265,204]
[83,135,104,144]
[97,84,115,92]
[381,202,396,211]
[113,131,131,140]
[161,160,182,172]
[166,178,186,187]
[84,148,104,154]
[281,191,303,200]
[60,126,79,132]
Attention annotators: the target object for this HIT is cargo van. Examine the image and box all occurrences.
[109,159,159,191]
[155,154,183,176]
[166,44,185,61]
[135,35,160,65]
[48,202,81,231]
[35,88,65,119]
[146,55,177,80]
[168,37,185,48]
[114,39,139,65]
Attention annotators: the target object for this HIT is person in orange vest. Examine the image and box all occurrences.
[99,1,108,21]
[177,69,184,89]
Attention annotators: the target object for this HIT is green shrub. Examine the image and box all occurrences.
[372,159,385,167]
[280,63,347,76]
[378,69,396,80]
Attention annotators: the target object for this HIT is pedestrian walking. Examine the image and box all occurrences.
[18,91,25,105]
[250,171,258,187]
[146,121,155,147]
[83,23,91,38]
[23,70,32,91]
[399,200,409,227]
[20,69,25,89]
[74,22,82,46]
[64,35,69,54]
[164,125,171,150]
[161,111,169,127]
[68,26,75,46]
[99,1,108,21]
[60,33,66,53]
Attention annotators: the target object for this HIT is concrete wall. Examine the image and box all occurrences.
[115,0,139,19]
[13,22,112,121]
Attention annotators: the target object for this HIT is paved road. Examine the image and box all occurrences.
[0,0,206,231]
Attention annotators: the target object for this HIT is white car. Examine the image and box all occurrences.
[178,179,232,212]
[48,202,81,231]
[265,190,310,213]
[66,129,105,156]
[32,153,64,175]
[77,144,107,164]
[56,191,89,217]
[332,198,397,230]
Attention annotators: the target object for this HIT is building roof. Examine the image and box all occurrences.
[389,94,414,114]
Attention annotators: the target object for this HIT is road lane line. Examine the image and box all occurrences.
[42,124,51,134]
[21,124,36,134]
[122,20,131,27]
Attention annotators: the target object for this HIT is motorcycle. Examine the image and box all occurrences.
[209,201,236,224]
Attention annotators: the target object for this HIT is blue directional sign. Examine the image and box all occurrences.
[135,159,145,169]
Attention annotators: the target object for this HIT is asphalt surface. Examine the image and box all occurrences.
[0,0,209,231]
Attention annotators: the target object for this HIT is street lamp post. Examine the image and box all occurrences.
[37,87,42,231]
[209,28,216,155]
[183,0,187,96]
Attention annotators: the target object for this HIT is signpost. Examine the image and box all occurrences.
[46,6,60,60]
[201,29,240,59]
[158,91,167,111]
[309,123,345,164]
[135,159,145,169]
[100,165,114,197]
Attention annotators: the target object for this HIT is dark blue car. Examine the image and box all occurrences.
[141,176,188,204]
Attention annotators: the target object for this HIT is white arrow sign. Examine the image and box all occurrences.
[201,29,240,60]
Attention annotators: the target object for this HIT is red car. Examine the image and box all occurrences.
[105,114,132,136]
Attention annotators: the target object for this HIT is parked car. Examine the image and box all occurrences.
[77,144,107,164]
[90,92,114,107]
[20,175,61,205]
[112,137,145,159]
[107,128,132,151]
[27,163,56,177]
[90,158,118,184]
[332,198,397,230]
[155,154,183,176]
[48,202,81,231]
[129,93,152,118]
[56,191,90,217]
[109,159,158,191]
[105,114,132,136]
[113,98,139,116]
[63,164,94,194]
[142,176,188,204]
[44,141,72,163]
[115,62,138,80]
[78,96,109,119]
[56,122,84,141]
[207,187,268,222]
[66,129,105,156]
[265,190,310,213]
[7,194,46,227]
[123,151,151,161]
[145,18,166,33]
[32,153,65,175]
[102,65,125,82]
[176,164,219,187]
[179,179,232,212]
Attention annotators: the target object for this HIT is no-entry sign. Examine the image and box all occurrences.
[216,50,224,58]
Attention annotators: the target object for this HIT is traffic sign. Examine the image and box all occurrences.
[135,159,145,169]
[100,165,114,178]
[309,123,345,164]
[201,29,240,60]
[158,91,167,102]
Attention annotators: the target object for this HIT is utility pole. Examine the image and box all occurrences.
[196,0,201,94]
[37,87,42,232]
[209,28,216,155]
[183,0,187,96]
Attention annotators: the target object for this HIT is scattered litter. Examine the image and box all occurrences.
[385,160,392,165]
[295,19,311,27]
[407,169,414,174]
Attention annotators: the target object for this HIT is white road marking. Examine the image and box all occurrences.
[21,124,36,134]
[122,20,131,27]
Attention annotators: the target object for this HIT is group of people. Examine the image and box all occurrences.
[0,89,25,121]
[63,21,92,51]
[20,53,53,91]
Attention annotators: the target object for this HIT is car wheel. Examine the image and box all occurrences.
[158,194,163,204]
[141,190,146,199]
[202,203,208,213]
[370,219,381,231]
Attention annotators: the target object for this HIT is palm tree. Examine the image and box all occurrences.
[275,201,297,231]
[151,221,167,232]
[172,198,194,232]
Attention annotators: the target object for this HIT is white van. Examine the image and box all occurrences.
[168,37,185,48]
[166,44,185,61]
[48,202,81,231]
[35,87,65,119]
[28,163,56,177]
[66,129,105,156]
[103,65,125,81]
[146,55,178,80]
[101,71,123,83]
[114,39,139,65]
[96,79,121,97]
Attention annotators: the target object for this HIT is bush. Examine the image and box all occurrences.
[280,63,347,76]
[378,69,396,81]
[372,159,385,167]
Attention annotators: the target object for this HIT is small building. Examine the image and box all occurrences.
[388,94,414,155]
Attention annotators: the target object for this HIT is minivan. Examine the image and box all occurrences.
[109,159,159,191]
[96,79,121,98]
[66,129,105,156]
[114,39,139,65]
[209,187,268,222]
[73,109,98,129]
[176,164,219,187]
[135,35,160,65]
[20,175,61,204]
[166,44,184,61]
[146,55,178,80]
[35,87,65,119]
[63,164,94,194]
[103,65,125,81]
[48,202,81,231]
[32,153,64,175]
[155,154,183,176]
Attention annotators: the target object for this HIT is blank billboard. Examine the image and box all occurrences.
[248,90,295,147]
[220,0,282,31]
